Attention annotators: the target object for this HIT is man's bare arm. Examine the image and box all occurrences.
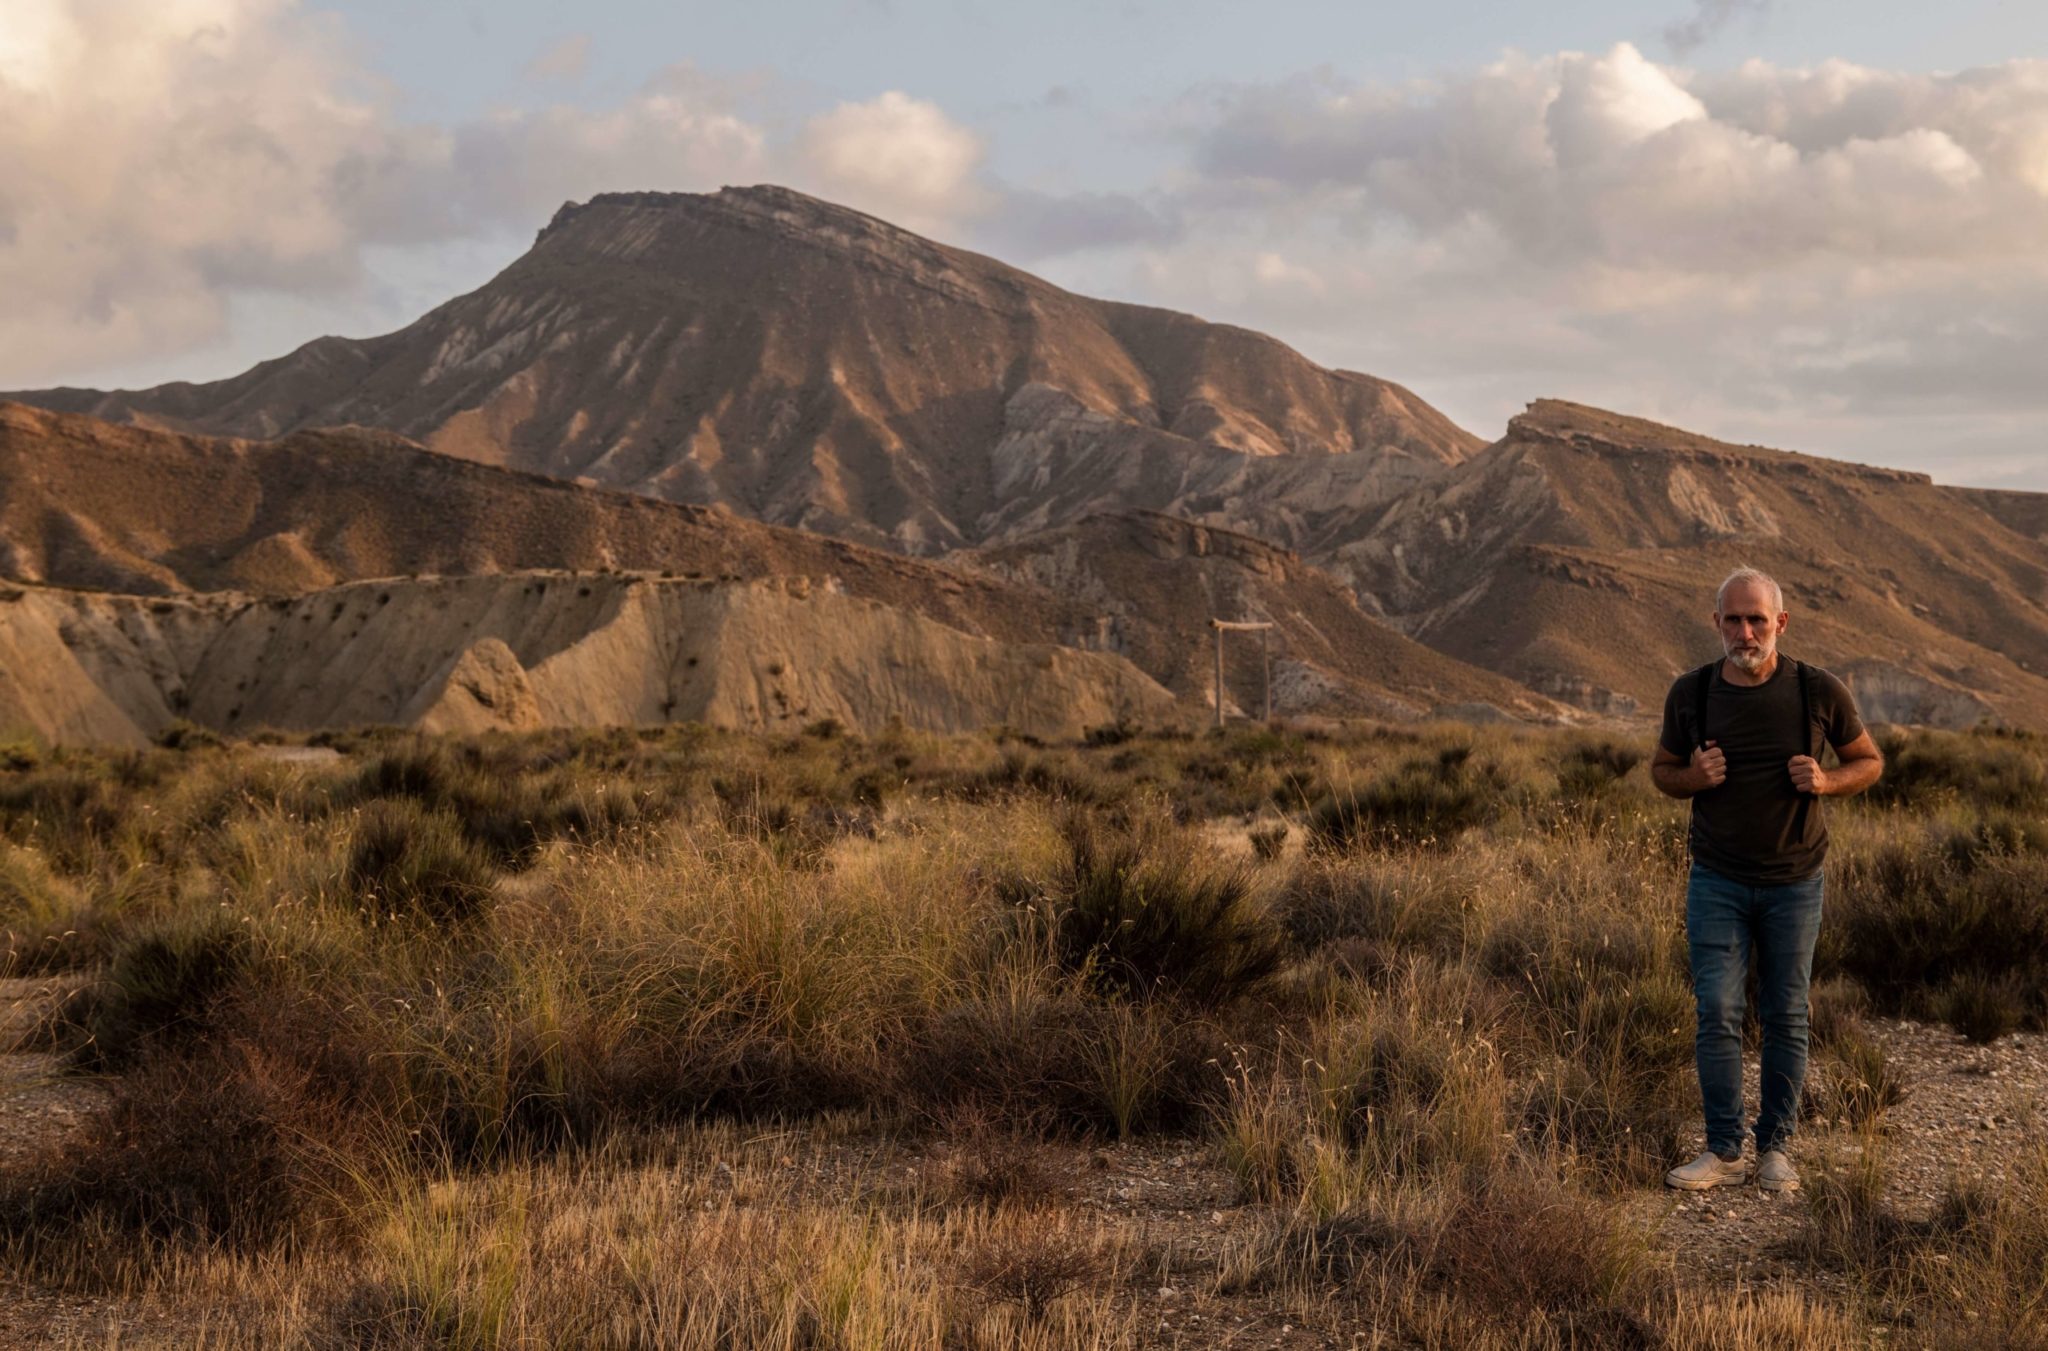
[1788,731,1884,797]
[1652,742,1725,799]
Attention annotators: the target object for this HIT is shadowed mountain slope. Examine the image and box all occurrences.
[0,404,1561,735]
[13,186,1479,554]
[968,512,1558,721]
[0,401,1083,644]
[1333,400,2048,726]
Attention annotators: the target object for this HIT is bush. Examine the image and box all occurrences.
[0,1041,342,1267]
[1307,747,1509,850]
[0,841,94,976]
[76,914,251,1068]
[153,720,225,751]
[344,742,668,869]
[0,765,134,872]
[1869,730,2047,812]
[1824,844,2048,1023]
[908,987,1227,1137]
[345,801,497,926]
[1808,1030,1904,1128]
[1555,740,1644,800]
[1429,1170,1654,1334]
[1941,973,2025,1045]
[1031,818,1284,1007]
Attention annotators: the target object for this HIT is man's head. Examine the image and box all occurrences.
[1714,567,1788,674]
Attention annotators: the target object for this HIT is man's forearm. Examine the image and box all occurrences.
[1822,755,1884,797]
[1651,763,1701,799]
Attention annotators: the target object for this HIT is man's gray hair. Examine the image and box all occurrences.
[1716,566,1784,614]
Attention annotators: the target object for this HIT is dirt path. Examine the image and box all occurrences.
[1624,1018,2048,1293]
[0,974,136,1351]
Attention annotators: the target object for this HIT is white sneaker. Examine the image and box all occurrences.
[1757,1150,1799,1193]
[1665,1149,1751,1190]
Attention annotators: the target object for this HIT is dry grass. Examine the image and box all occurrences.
[2,721,2044,1345]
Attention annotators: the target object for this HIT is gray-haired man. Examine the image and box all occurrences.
[1649,567,1884,1192]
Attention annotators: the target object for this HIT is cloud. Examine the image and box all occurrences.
[0,0,416,380]
[1108,44,2048,481]
[522,33,590,83]
[796,91,988,230]
[971,189,1182,262]
[1665,0,1773,57]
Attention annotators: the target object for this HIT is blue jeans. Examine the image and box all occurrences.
[1685,862,1825,1159]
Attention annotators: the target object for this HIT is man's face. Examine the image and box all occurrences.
[1716,580,1788,673]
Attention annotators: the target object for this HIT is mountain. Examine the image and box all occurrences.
[0,404,1565,741]
[967,511,1555,721]
[0,573,1177,747]
[12,186,1479,555]
[1331,400,2048,726]
[0,401,1082,646]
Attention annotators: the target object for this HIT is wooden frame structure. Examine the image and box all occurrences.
[1209,619,1275,728]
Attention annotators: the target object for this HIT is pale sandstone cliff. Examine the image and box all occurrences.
[0,574,1177,747]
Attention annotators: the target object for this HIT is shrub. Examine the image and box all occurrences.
[1306,747,1509,850]
[0,841,93,976]
[345,801,496,926]
[955,1216,1111,1318]
[75,914,251,1068]
[1808,1031,1904,1128]
[0,765,134,872]
[1247,824,1288,861]
[1425,1169,1656,1338]
[1824,844,2048,1023]
[1941,973,2025,1045]
[0,1042,345,1275]
[153,720,225,751]
[1033,818,1284,1007]
[1555,740,1644,800]
[1869,730,2047,812]
[908,987,1226,1137]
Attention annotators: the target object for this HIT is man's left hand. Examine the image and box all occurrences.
[1788,755,1829,795]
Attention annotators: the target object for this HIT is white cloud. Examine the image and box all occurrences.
[0,5,1028,384]
[1110,44,2048,483]
[0,1,773,382]
[797,91,988,230]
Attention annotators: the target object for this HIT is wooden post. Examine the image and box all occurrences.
[1214,624,1225,729]
[1262,626,1271,722]
[1208,619,1275,729]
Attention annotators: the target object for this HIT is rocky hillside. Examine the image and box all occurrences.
[0,573,1177,747]
[1331,400,2048,726]
[968,511,1557,721]
[0,404,1562,734]
[0,401,1086,645]
[12,186,1478,555]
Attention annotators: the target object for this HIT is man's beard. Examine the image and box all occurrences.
[1725,640,1773,673]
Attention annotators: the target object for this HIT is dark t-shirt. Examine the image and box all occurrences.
[1657,658,1866,885]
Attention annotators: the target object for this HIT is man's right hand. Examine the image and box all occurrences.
[1690,740,1727,793]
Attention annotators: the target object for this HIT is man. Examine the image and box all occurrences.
[1650,567,1884,1193]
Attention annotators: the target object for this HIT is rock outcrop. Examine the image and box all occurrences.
[1329,400,2048,727]
[0,574,1178,747]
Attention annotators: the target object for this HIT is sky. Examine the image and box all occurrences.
[4,0,2048,488]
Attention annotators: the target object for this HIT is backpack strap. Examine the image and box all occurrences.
[1692,661,1717,751]
[1795,658,1817,757]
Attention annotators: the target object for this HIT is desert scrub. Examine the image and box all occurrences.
[0,839,91,975]
[1013,812,1286,1007]
[1305,744,1518,850]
